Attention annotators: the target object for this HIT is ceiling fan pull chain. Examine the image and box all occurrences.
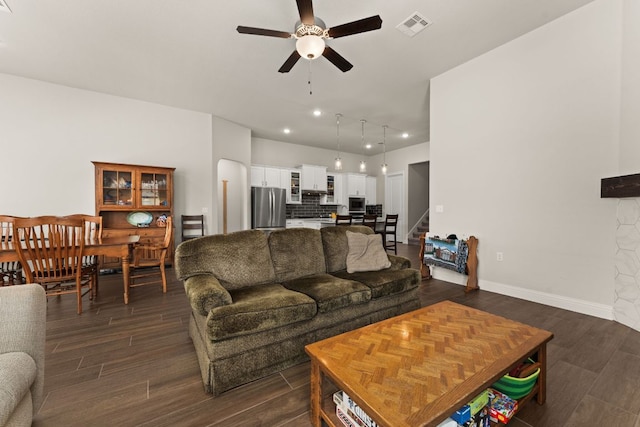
[308,61,313,95]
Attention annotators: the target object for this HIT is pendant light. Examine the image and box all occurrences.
[381,125,388,175]
[359,119,367,173]
[334,114,342,171]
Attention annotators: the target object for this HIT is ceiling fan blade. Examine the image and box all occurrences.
[278,51,302,73]
[296,0,315,25]
[327,15,383,39]
[236,26,292,38]
[322,46,353,72]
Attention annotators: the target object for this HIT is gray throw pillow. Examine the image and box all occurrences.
[345,231,391,273]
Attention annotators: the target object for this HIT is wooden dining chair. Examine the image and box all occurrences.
[13,216,93,314]
[0,215,24,285]
[380,214,399,254]
[65,214,103,295]
[362,214,378,230]
[181,214,204,241]
[128,216,173,299]
[335,215,352,226]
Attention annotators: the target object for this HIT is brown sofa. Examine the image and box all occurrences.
[175,225,420,395]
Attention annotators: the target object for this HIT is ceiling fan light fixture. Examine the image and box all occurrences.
[296,35,325,60]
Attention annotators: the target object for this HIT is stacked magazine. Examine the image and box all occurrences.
[333,390,378,427]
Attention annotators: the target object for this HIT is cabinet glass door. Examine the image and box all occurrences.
[326,175,335,203]
[290,170,301,203]
[140,172,169,207]
[102,169,133,206]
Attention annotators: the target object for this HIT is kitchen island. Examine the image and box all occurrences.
[286,218,336,229]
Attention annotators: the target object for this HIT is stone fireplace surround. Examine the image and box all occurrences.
[602,173,640,330]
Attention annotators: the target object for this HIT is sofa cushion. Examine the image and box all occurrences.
[0,352,37,426]
[283,273,371,313]
[333,268,420,299]
[345,231,391,273]
[268,228,326,282]
[207,284,317,341]
[175,229,276,290]
[321,225,374,273]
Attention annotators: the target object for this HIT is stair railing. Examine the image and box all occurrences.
[407,208,429,242]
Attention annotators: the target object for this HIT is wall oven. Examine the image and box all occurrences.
[348,197,365,220]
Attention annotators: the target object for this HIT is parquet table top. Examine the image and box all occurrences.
[305,300,554,427]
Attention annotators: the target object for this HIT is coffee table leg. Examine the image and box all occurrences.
[537,344,548,404]
[310,360,322,427]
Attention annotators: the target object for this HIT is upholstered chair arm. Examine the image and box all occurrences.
[387,254,411,270]
[183,274,233,316]
[0,284,46,417]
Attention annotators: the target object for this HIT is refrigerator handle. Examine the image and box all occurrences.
[270,189,274,227]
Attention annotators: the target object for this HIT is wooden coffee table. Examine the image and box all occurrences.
[305,300,553,427]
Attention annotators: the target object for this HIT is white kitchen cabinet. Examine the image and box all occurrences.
[366,176,377,205]
[281,169,301,204]
[321,173,344,205]
[251,166,281,187]
[346,173,366,197]
[301,164,327,192]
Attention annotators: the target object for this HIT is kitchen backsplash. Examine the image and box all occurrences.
[366,204,383,217]
[286,194,339,218]
[287,194,383,218]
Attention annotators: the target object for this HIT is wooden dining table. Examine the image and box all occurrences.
[0,235,140,304]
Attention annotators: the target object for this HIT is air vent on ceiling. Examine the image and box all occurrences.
[396,12,432,37]
[0,0,12,13]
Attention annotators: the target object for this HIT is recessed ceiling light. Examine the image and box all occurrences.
[402,132,409,138]
[365,144,372,149]
[283,128,291,134]
[313,109,322,117]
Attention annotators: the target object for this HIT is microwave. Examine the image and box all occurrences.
[348,197,365,212]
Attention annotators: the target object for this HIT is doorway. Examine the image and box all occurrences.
[385,171,405,243]
[217,159,248,233]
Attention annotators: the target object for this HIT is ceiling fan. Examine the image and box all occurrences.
[236,0,382,73]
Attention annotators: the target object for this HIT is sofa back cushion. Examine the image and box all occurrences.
[268,228,326,282]
[321,225,374,273]
[175,229,276,290]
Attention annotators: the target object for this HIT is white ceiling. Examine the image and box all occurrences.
[0,0,595,155]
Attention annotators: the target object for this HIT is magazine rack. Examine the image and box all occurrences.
[419,234,479,293]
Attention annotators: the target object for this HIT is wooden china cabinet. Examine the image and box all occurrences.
[92,161,175,269]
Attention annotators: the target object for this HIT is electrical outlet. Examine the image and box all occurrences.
[496,252,504,262]
[202,207,208,213]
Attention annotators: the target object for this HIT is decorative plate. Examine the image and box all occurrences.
[126,211,153,227]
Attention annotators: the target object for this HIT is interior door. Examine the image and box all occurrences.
[385,172,405,243]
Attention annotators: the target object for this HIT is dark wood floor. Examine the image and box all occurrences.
[33,244,640,427]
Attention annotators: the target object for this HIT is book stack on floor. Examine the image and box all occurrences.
[333,391,378,427]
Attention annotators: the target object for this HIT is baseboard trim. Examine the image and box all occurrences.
[432,270,614,321]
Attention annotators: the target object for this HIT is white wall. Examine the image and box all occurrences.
[252,137,365,173]
[0,73,213,235]
[619,0,640,172]
[430,0,620,318]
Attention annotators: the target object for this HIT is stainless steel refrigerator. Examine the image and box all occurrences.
[251,187,286,230]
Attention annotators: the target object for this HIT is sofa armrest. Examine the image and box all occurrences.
[183,274,233,316]
[388,254,411,270]
[0,284,46,416]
